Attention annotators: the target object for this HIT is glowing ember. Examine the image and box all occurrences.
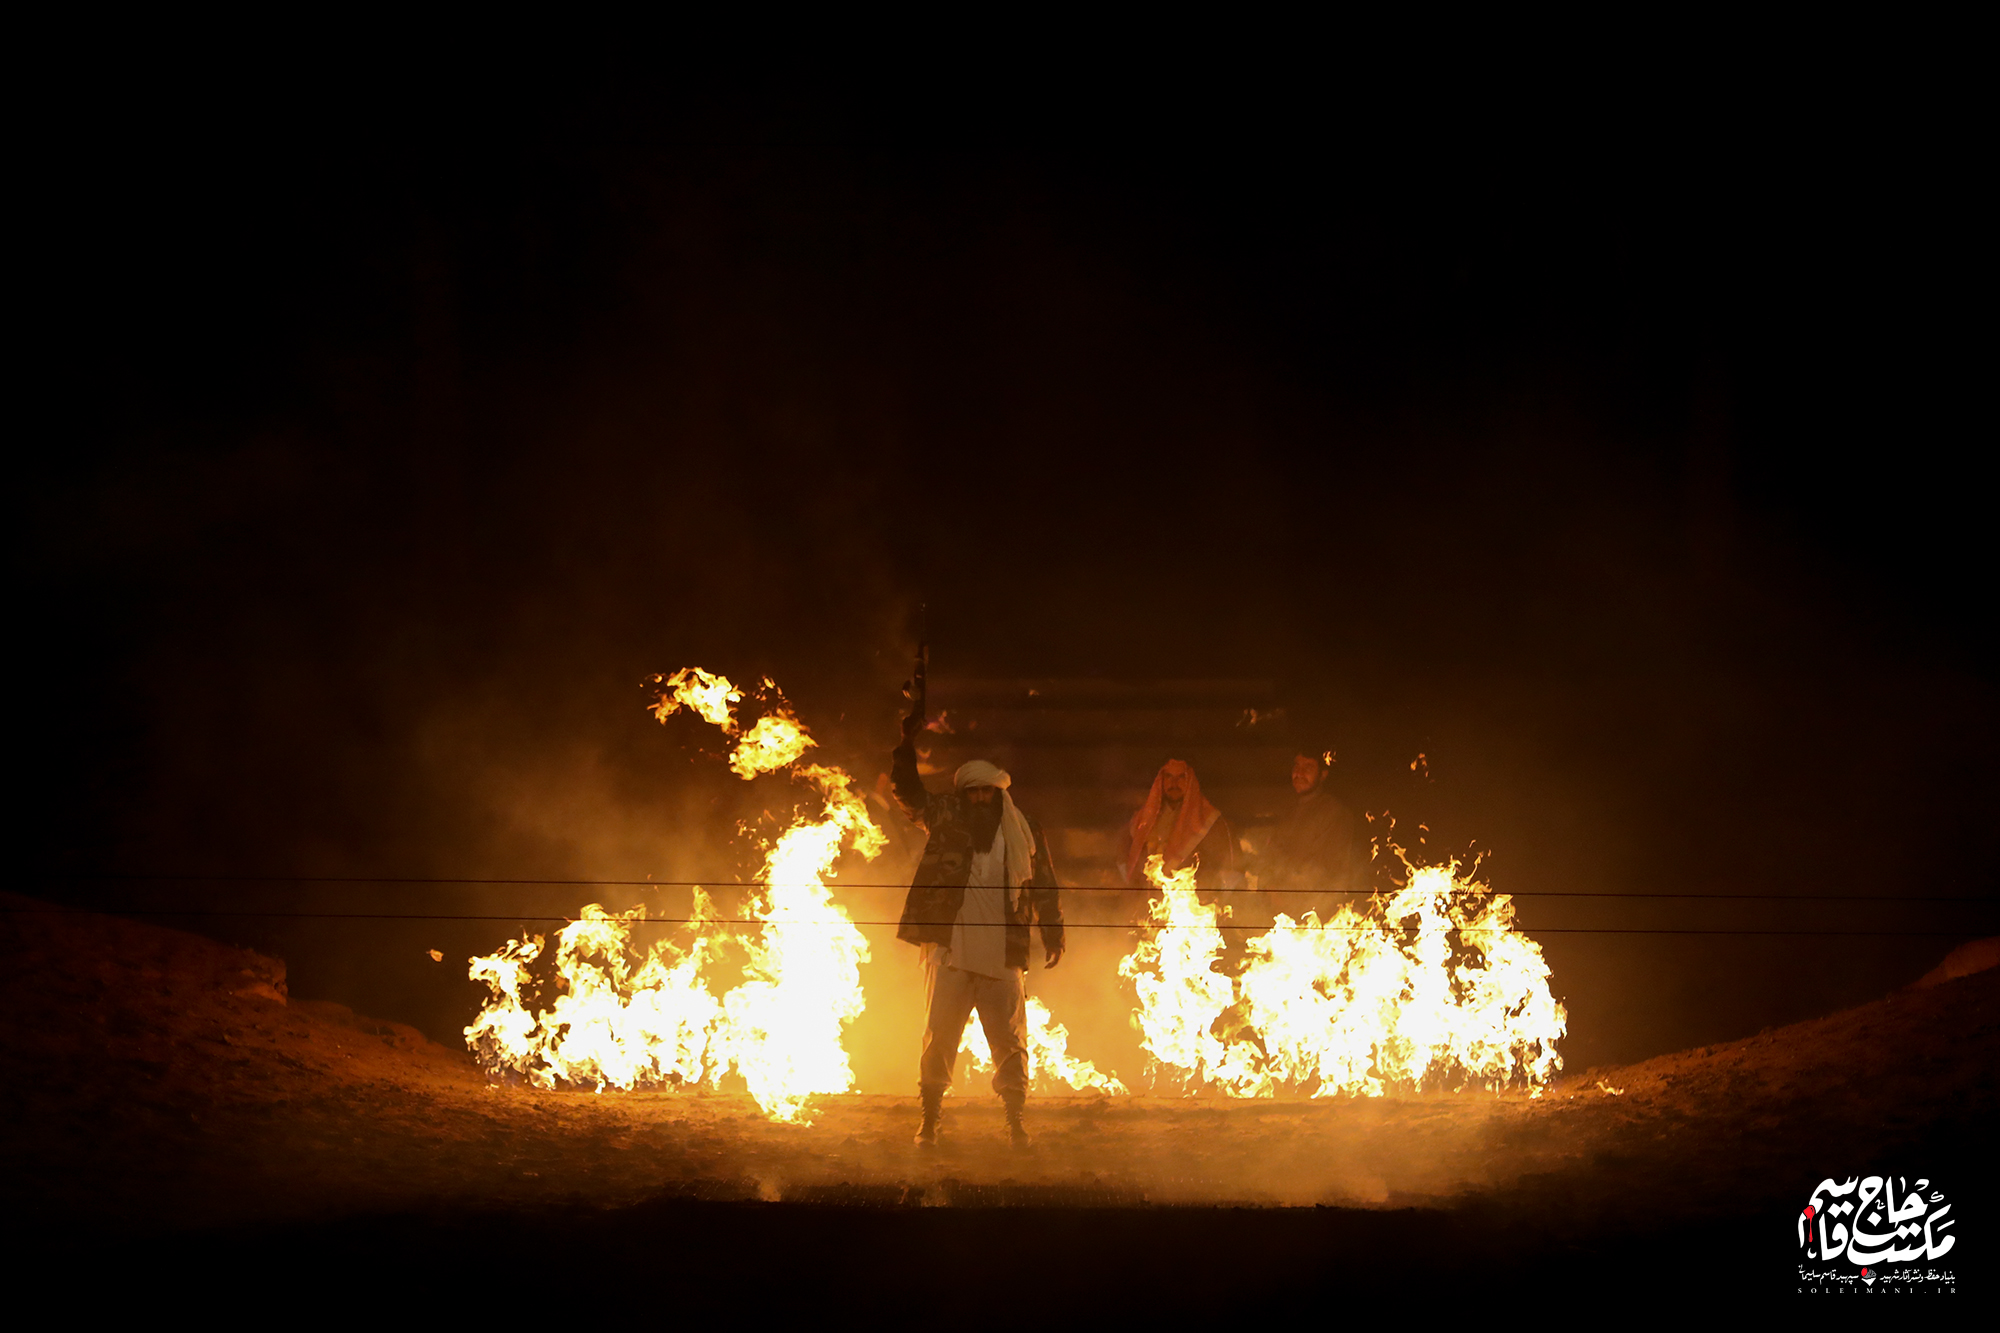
[963,997,1129,1095]
[1120,851,1565,1096]
[465,668,878,1124]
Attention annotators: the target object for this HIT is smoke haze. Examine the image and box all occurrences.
[18,66,1991,1087]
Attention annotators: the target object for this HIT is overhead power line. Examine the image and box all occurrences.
[1,904,1987,937]
[32,873,1997,904]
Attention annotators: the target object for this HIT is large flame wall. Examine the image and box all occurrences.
[1122,856,1566,1097]
[465,669,1565,1123]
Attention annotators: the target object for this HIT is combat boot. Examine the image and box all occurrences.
[1002,1094,1030,1149]
[915,1084,944,1148]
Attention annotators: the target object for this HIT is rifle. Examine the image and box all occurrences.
[902,603,928,738]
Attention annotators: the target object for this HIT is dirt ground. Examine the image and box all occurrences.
[4,894,1991,1307]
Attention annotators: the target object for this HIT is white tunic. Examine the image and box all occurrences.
[948,826,1011,979]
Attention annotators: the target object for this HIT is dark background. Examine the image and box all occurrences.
[17,58,1992,1074]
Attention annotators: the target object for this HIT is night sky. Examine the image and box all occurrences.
[19,62,1991,1075]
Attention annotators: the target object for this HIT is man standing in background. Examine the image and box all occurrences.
[1120,758,1240,892]
[1260,749,1365,918]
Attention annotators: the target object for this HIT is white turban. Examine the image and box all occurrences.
[954,760,1036,900]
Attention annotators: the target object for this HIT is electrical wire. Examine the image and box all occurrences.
[30,872,1996,903]
[1,904,1988,936]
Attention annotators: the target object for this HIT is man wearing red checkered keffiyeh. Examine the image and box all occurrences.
[1119,758,1240,892]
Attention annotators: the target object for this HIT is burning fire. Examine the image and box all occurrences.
[468,662,1560,1113]
[1116,858,1246,1089]
[647,666,818,778]
[464,901,723,1092]
[962,997,1129,1095]
[1119,851,1565,1096]
[465,668,879,1123]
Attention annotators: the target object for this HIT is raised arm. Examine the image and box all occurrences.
[890,723,951,832]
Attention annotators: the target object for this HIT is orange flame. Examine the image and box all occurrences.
[1116,856,1241,1089]
[466,668,878,1124]
[962,996,1129,1095]
[1119,849,1564,1096]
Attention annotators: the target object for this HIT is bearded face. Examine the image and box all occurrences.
[964,787,1003,850]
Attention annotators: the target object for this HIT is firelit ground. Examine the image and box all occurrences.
[3,894,1989,1308]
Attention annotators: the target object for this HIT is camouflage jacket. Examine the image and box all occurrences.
[890,741,1065,969]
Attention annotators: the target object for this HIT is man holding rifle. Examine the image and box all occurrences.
[889,648,1065,1149]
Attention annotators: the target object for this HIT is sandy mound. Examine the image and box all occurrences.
[1917,935,2000,987]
